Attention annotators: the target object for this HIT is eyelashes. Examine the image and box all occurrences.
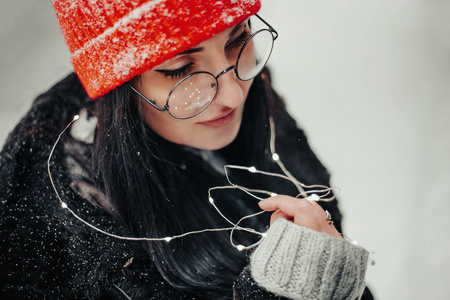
[157,25,251,80]
[156,62,194,79]
[226,26,251,50]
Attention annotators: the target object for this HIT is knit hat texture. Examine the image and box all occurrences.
[53,0,261,99]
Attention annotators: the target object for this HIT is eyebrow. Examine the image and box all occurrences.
[177,21,246,56]
[179,47,203,55]
[229,20,246,38]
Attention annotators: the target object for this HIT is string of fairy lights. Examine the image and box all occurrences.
[47,109,372,257]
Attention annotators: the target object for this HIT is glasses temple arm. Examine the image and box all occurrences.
[255,14,279,40]
[129,85,167,112]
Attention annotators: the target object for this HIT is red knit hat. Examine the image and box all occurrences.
[53,0,261,99]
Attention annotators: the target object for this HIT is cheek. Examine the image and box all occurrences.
[139,101,198,145]
[140,102,177,135]
[139,73,174,106]
[239,78,253,100]
[137,78,254,149]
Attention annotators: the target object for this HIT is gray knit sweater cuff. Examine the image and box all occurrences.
[250,218,369,300]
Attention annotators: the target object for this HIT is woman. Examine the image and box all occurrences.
[0,0,372,299]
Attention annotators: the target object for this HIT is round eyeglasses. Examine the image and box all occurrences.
[130,14,278,120]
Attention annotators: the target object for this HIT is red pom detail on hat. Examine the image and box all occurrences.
[53,0,261,99]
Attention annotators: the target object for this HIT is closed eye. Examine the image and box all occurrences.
[155,62,195,79]
[227,25,252,50]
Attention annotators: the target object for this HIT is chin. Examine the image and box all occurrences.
[196,134,238,150]
[193,124,241,150]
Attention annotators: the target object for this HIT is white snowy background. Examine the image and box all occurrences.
[1,1,449,299]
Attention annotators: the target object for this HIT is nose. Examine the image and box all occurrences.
[212,64,243,109]
[216,66,237,80]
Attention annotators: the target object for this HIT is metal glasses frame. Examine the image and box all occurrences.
[129,14,278,120]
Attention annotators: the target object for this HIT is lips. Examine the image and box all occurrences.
[198,109,236,128]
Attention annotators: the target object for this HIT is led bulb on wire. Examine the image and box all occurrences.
[48,112,343,253]
[307,194,320,202]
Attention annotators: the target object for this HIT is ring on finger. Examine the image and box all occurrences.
[325,210,334,225]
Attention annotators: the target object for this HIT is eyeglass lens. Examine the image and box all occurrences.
[168,73,218,119]
[236,29,274,81]
[167,22,275,119]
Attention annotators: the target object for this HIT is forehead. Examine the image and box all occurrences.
[155,20,249,67]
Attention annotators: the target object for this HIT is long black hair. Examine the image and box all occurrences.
[93,68,341,298]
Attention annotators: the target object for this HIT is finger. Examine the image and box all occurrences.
[262,196,343,238]
[292,202,322,232]
[302,199,333,226]
[308,203,343,239]
[258,196,282,211]
[269,210,292,225]
[259,195,314,216]
[260,196,343,238]
[321,215,343,239]
[260,196,322,231]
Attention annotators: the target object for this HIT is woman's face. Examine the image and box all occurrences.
[134,20,254,150]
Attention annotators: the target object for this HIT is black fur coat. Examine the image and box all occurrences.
[0,74,372,299]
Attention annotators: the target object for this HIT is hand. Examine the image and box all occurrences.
[259,195,343,239]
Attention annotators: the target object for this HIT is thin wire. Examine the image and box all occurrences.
[47,110,342,250]
[47,110,251,242]
[207,187,263,236]
[269,117,307,197]
[112,284,133,300]
[223,164,337,202]
[229,210,268,251]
